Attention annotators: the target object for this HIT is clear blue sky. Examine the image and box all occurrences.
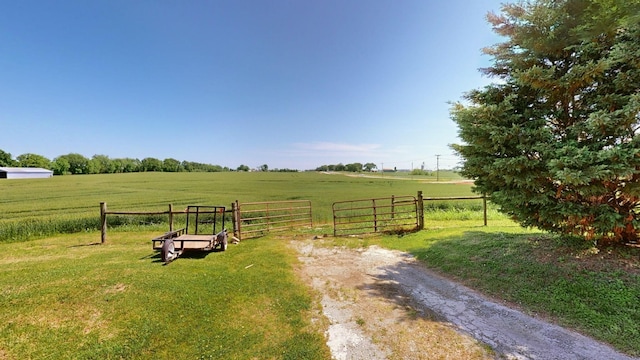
[1,0,504,171]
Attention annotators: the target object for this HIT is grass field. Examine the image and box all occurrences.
[0,231,330,360]
[0,171,487,243]
[4,172,638,357]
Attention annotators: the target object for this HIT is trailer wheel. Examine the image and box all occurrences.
[161,239,176,263]
[216,231,228,251]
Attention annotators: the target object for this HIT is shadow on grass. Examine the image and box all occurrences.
[68,242,102,248]
[144,247,229,264]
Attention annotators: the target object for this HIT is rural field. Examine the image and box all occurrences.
[0,171,484,243]
[1,172,639,358]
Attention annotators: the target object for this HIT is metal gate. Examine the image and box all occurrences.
[332,195,418,236]
[233,200,312,240]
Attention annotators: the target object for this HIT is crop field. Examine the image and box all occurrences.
[0,171,495,243]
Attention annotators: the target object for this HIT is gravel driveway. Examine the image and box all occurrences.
[293,241,637,360]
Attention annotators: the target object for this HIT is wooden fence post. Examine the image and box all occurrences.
[483,194,488,226]
[232,200,241,240]
[417,191,424,230]
[169,204,174,232]
[391,195,395,219]
[100,202,107,244]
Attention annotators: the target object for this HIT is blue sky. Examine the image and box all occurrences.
[1,0,504,171]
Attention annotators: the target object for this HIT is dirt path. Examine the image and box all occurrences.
[293,240,637,360]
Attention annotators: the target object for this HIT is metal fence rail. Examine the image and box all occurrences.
[332,195,418,236]
[100,192,487,243]
[233,200,312,240]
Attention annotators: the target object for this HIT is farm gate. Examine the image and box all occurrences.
[232,200,313,240]
[332,194,420,236]
[331,192,488,236]
[99,193,487,242]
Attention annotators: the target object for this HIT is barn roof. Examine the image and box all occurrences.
[0,167,53,173]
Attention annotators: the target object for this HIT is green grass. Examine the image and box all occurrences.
[3,170,640,357]
[370,224,640,357]
[0,231,330,360]
[0,171,485,242]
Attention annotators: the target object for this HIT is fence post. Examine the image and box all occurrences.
[373,199,378,233]
[232,200,241,240]
[483,194,488,226]
[169,204,174,232]
[417,191,424,230]
[391,195,395,219]
[100,202,107,244]
[332,203,337,237]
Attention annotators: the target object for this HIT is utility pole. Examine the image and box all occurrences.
[436,155,440,182]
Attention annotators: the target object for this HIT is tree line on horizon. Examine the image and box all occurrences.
[315,162,378,172]
[0,149,389,175]
[0,149,300,175]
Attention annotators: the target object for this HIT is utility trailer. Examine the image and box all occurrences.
[152,205,227,263]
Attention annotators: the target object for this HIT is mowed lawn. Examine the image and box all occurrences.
[0,230,330,360]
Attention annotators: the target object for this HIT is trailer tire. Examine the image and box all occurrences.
[162,239,176,263]
[216,231,228,251]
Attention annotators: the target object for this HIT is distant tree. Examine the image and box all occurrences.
[55,153,89,174]
[237,164,250,172]
[163,158,183,172]
[410,169,431,176]
[0,149,16,166]
[141,157,163,172]
[315,165,329,171]
[182,161,194,172]
[110,158,124,173]
[51,157,70,175]
[89,154,116,174]
[451,0,640,245]
[334,163,346,172]
[345,163,363,172]
[16,153,51,169]
[87,160,100,174]
[363,163,377,172]
[208,164,224,172]
[260,164,269,172]
[118,158,141,173]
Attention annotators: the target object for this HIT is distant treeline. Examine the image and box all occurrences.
[315,162,378,172]
[0,149,297,175]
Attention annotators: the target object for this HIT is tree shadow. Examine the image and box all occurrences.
[355,230,542,323]
[68,242,102,248]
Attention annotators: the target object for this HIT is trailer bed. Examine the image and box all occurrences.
[151,205,228,263]
[152,234,217,250]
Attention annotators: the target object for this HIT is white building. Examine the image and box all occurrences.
[0,167,54,179]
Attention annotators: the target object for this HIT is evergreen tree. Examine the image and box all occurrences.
[451,0,640,245]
